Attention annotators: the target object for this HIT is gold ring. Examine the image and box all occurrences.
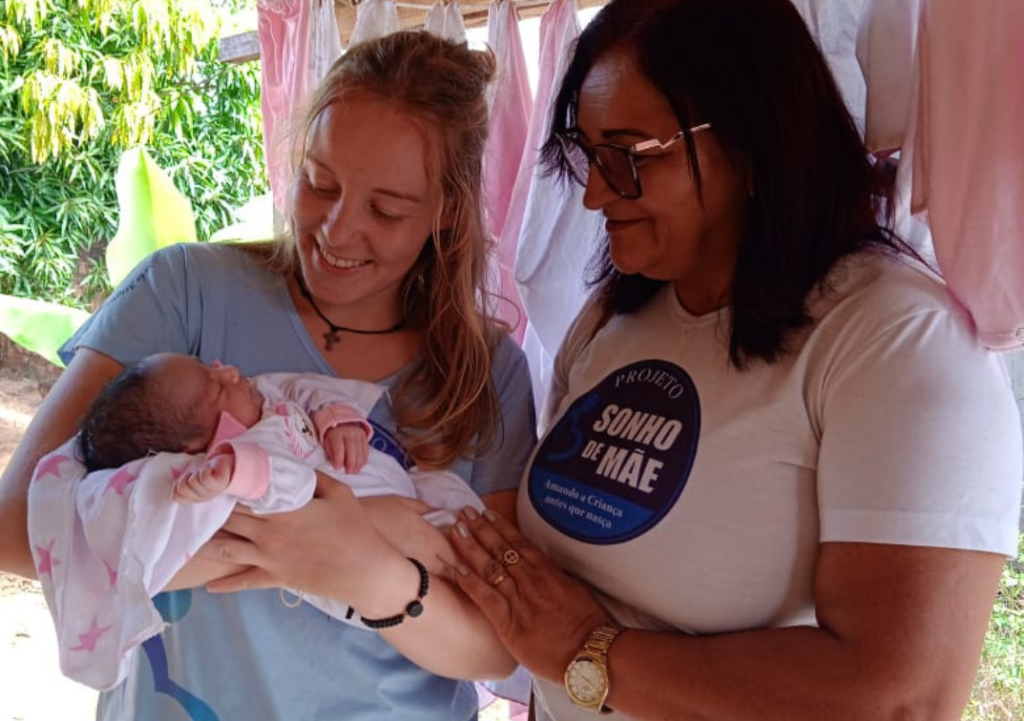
[502,549,521,566]
[491,573,507,587]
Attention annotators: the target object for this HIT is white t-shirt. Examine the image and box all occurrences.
[518,251,1022,721]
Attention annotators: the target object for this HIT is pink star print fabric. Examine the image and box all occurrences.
[27,440,237,690]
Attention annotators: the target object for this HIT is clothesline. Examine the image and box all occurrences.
[219,1,605,64]
[337,0,607,33]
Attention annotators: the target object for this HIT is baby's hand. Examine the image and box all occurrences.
[323,423,369,474]
[174,454,235,503]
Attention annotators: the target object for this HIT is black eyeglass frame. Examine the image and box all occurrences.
[557,122,713,200]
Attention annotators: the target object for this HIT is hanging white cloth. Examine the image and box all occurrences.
[509,0,602,411]
[425,2,467,44]
[483,0,533,341]
[350,0,399,45]
[855,0,920,154]
[788,0,869,133]
[444,3,467,44]
[855,0,933,262]
[309,0,344,84]
[896,0,1024,350]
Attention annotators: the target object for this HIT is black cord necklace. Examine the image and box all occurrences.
[294,271,405,351]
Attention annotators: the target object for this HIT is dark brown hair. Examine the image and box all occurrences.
[543,0,905,367]
[78,360,211,472]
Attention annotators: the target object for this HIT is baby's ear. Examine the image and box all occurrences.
[181,436,210,455]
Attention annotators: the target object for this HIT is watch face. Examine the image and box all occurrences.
[566,658,607,705]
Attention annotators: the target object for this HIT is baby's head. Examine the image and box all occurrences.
[78,353,264,472]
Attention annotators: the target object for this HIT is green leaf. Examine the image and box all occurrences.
[105,145,197,285]
[0,293,90,366]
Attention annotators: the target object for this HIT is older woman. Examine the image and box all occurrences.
[450,1,1022,720]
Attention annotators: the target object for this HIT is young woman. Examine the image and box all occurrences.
[0,31,535,720]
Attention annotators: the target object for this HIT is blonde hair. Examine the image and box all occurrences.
[267,31,505,470]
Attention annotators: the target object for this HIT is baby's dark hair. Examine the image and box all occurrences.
[78,359,212,472]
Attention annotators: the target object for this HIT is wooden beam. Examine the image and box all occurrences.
[219,30,260,64]
[219,1,608,63]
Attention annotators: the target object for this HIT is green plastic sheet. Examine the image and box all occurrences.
[105,146,197,286]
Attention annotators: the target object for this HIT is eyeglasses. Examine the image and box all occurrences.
[556,123,712,200]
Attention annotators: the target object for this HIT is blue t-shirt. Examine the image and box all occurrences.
[61,242,537,721]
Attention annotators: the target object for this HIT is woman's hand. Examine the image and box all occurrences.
[448,506,611,682]
[198,473,396,603]
[361,494,458,575]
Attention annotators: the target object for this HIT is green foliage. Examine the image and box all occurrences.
[0,0,265,307]
[966,534,1024,720]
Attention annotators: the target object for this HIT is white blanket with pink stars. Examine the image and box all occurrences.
[27,428,484,691]
[27,440,237,691]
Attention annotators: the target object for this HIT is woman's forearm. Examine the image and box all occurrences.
[0,349,125,577]
[589,624,942,721]
[341,544,515,680]
[452,509,1006,721]
[382,572,517,680]
[377,490,519,678]
[541,545,1004,721]
[0,491,33,578]
[0,394,66,578]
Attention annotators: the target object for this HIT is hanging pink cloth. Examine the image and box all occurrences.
[257,0,343,213]
[257,0,312,213]
[508,0,603,404]
[484,0,533,340]
[902,0,1024,350]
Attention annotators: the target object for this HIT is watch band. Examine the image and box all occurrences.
[564,621,626,713]
[583,622,625,658]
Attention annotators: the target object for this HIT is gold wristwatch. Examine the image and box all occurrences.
[564,621,625,713]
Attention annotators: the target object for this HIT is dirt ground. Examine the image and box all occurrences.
[0,349,98,720]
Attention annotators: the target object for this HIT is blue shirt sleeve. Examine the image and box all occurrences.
[59,244,198,366]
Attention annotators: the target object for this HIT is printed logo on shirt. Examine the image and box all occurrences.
[106,257,155,304]
[367,420,412,469]
[528,360,700,544]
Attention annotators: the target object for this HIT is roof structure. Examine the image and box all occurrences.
[220,0,607,63]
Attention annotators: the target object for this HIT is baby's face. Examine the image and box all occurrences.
[145,354,264,437]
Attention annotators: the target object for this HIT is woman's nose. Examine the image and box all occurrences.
[320,198,363,246]
[582,166,618,211]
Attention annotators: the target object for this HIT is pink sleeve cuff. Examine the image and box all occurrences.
[313,404,373,443]
[212,441,270,500]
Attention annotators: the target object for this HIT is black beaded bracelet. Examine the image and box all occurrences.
[360,557,430,630]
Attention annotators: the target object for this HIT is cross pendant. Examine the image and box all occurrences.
[324,330,340,350]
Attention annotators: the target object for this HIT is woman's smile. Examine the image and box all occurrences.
[316,241,371,270]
